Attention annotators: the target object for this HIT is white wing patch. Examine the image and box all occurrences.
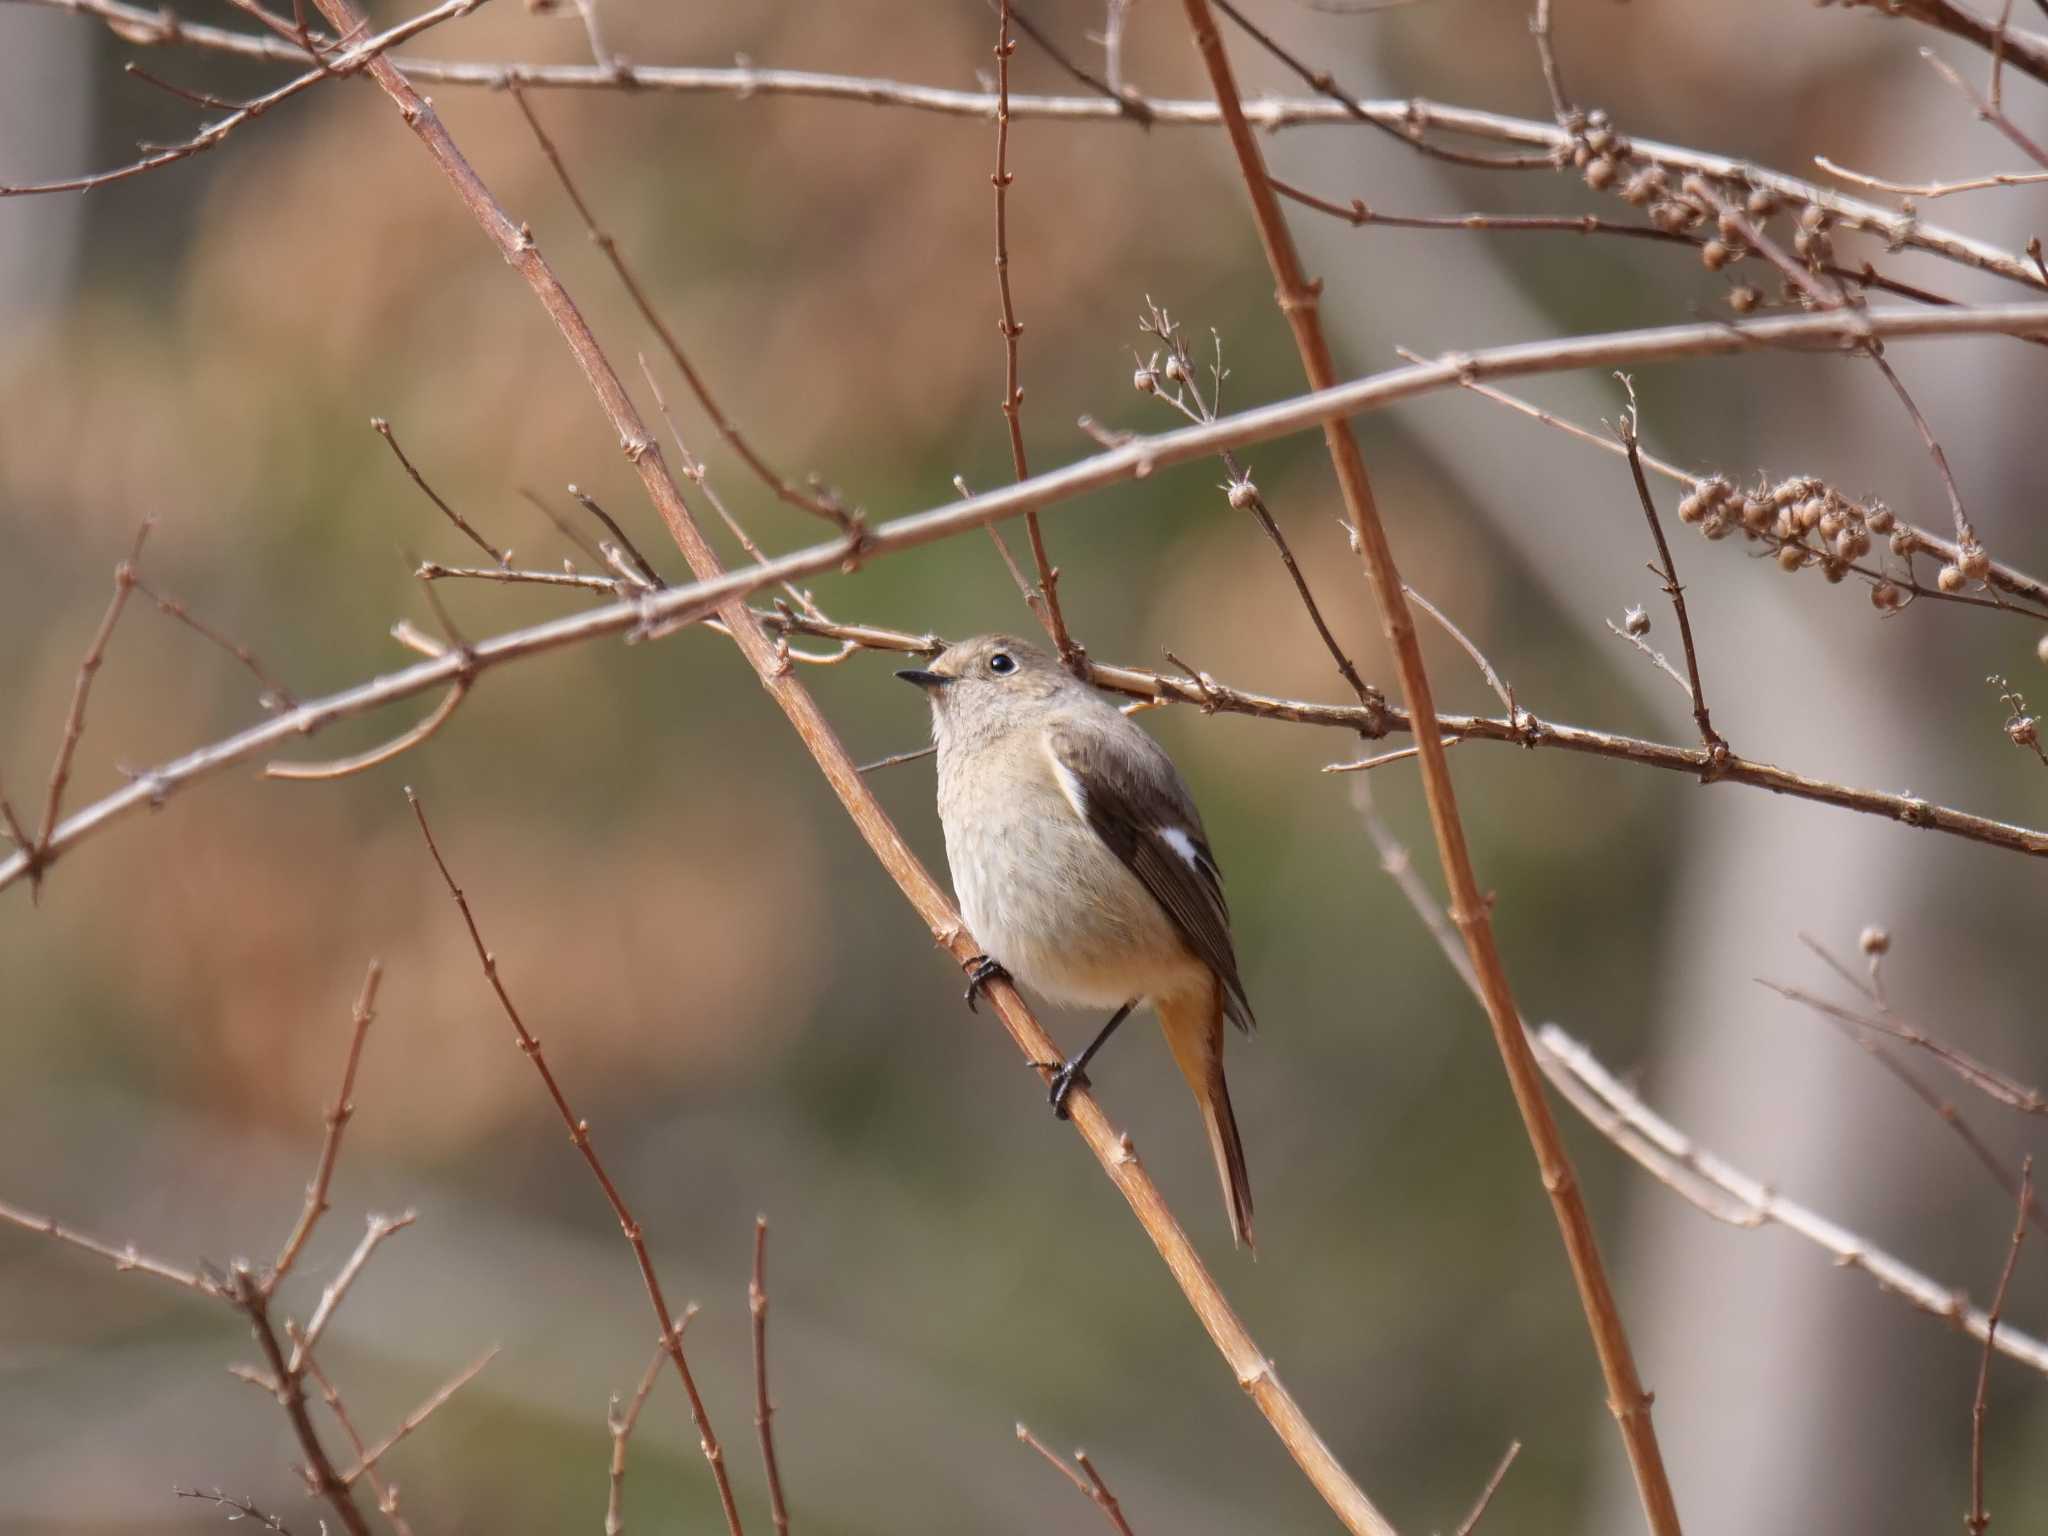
[1044,737,1090,822]
[1157,824,1202,871]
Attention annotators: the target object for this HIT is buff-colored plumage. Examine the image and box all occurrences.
[902,635,1257,1249]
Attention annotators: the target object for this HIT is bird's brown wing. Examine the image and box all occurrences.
[1046,719,1256,1033]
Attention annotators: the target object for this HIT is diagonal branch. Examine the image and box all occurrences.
[312,10,1395,1526]
[1176,4,1681,1532]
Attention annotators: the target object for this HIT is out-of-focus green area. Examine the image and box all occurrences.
[3,2,2045,1532]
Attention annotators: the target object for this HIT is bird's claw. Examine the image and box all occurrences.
[963,955,1009,1012]
[1044,1058,1090,1121]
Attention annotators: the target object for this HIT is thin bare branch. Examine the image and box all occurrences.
[1815,155,2048,200]
[1452,1441,1522,1536]
[289,1211,416,1373]
[1616,382,1725,762]
[0,1195,218,1295]
[372,417,506,565]
[1967,1158,2031,1536]
[339,1347,500,1485]
[405,790,745,1536]
[264,680,471,782]
[1016,1424,1137,1535]
[301,1351,416,1536]
[1178,6,1678,1529]
[750,1217,791,1536]
[606,1329,673,1536]
[36,519,152,885]
[268,960,383,1292]
[129,573,297,709]
[0,0,481,197]
[10,301,2048,899]
[992,0,1076,664]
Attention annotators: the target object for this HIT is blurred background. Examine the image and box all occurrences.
[2,1,2045,1530]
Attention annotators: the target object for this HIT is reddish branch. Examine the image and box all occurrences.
[1176,5,1681,1533]
[405,790,746,1536]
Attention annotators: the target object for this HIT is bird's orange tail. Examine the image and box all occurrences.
[1158,984,1255,1252]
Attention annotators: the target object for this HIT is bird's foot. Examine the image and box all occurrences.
[963,955,1009,1012]
[1042,1057,1090,1121]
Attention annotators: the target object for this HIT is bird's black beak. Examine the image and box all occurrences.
[895,668,951,691]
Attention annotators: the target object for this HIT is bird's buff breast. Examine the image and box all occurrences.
[937,748,1200,1010]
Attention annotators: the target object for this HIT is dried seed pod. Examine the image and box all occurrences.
[1741,497,1773,532]
[1585,124,1614,153]
[1870,580,1902,611]
[1890,529,1916,557]
[1163,354,1185,382]
[1572,141,1592,168]
[1798,203,1829,232]
[1859,926,1890,956]
[1728,285,1761,313]
[2038,633,2048,666]
[1937,563,1966,592]
[1778,545,1807,572]
[1866,505,1896,533]
[1835,528,1870,562]
[1796,498,1827,532]
[1701,240,1732,270]
[1133,367,1159,394]
[1745,187,1779,218]
[1793,228,1818,261]
[2009,715,2040,749]
[1822,557,1849,584]
[1621,168,1665,205]
[1959,543,1991,580]
[1774,508,1799,540]
[1677,491,1708,524]
[1585,155,1618,191]
[1702,512,1732,540]
[1650,200,1689,233]
[1624,605,1651,637]
[1227,479,1257,511]
[1818,510,1843,541]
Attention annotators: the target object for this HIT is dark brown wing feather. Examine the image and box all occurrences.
[1047,720,1256,1033]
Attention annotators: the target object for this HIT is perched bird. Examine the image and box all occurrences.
[898,635,1259,1248]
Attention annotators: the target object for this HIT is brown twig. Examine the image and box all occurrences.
[1015,1424,1137,1535]
[1967,1158,2031,1536]
[229,1268,374,1536]
[338,1347,500,1486]
[264,679,471,782]
[289,1211,416,1372]
[1922,46,2048,171]
[0,1195,218,1295]
[1763,980,2048,1118]
[606,1328,674,1536]
[268,960,383,1293]
[569,487,666,590]
[174,1488,298,1533]
[1137,304,1382,722]
[1004,0,1154,122]
[1452,1441,1522,1536]
[1177,6,1680,1531]
[503,82,858,537]
[372,417,506,565]
[1208,0,1556,170]
[749,1217,791,1536]
[418,560,620,592]
[34,518,152,887]
[1530,0,1572,127]
[1616,382,1725,764]
[129,572,297,710]
[992,0,1076,665]
[300,1352,416,1536]
[0,0,479,196]
[405,790,745,1536]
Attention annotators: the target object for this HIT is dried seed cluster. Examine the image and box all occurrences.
[1674,473,1922,608]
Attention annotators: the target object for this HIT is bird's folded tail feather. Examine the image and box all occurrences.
[1158,985,1256,1253]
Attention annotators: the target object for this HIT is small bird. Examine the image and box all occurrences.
[898,635,1259,1248]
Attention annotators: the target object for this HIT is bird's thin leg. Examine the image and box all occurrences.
[1046,1000,1136,1120]
[963,954,1010,1012]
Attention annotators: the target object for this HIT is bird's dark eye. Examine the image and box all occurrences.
[988,652,1016,676]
